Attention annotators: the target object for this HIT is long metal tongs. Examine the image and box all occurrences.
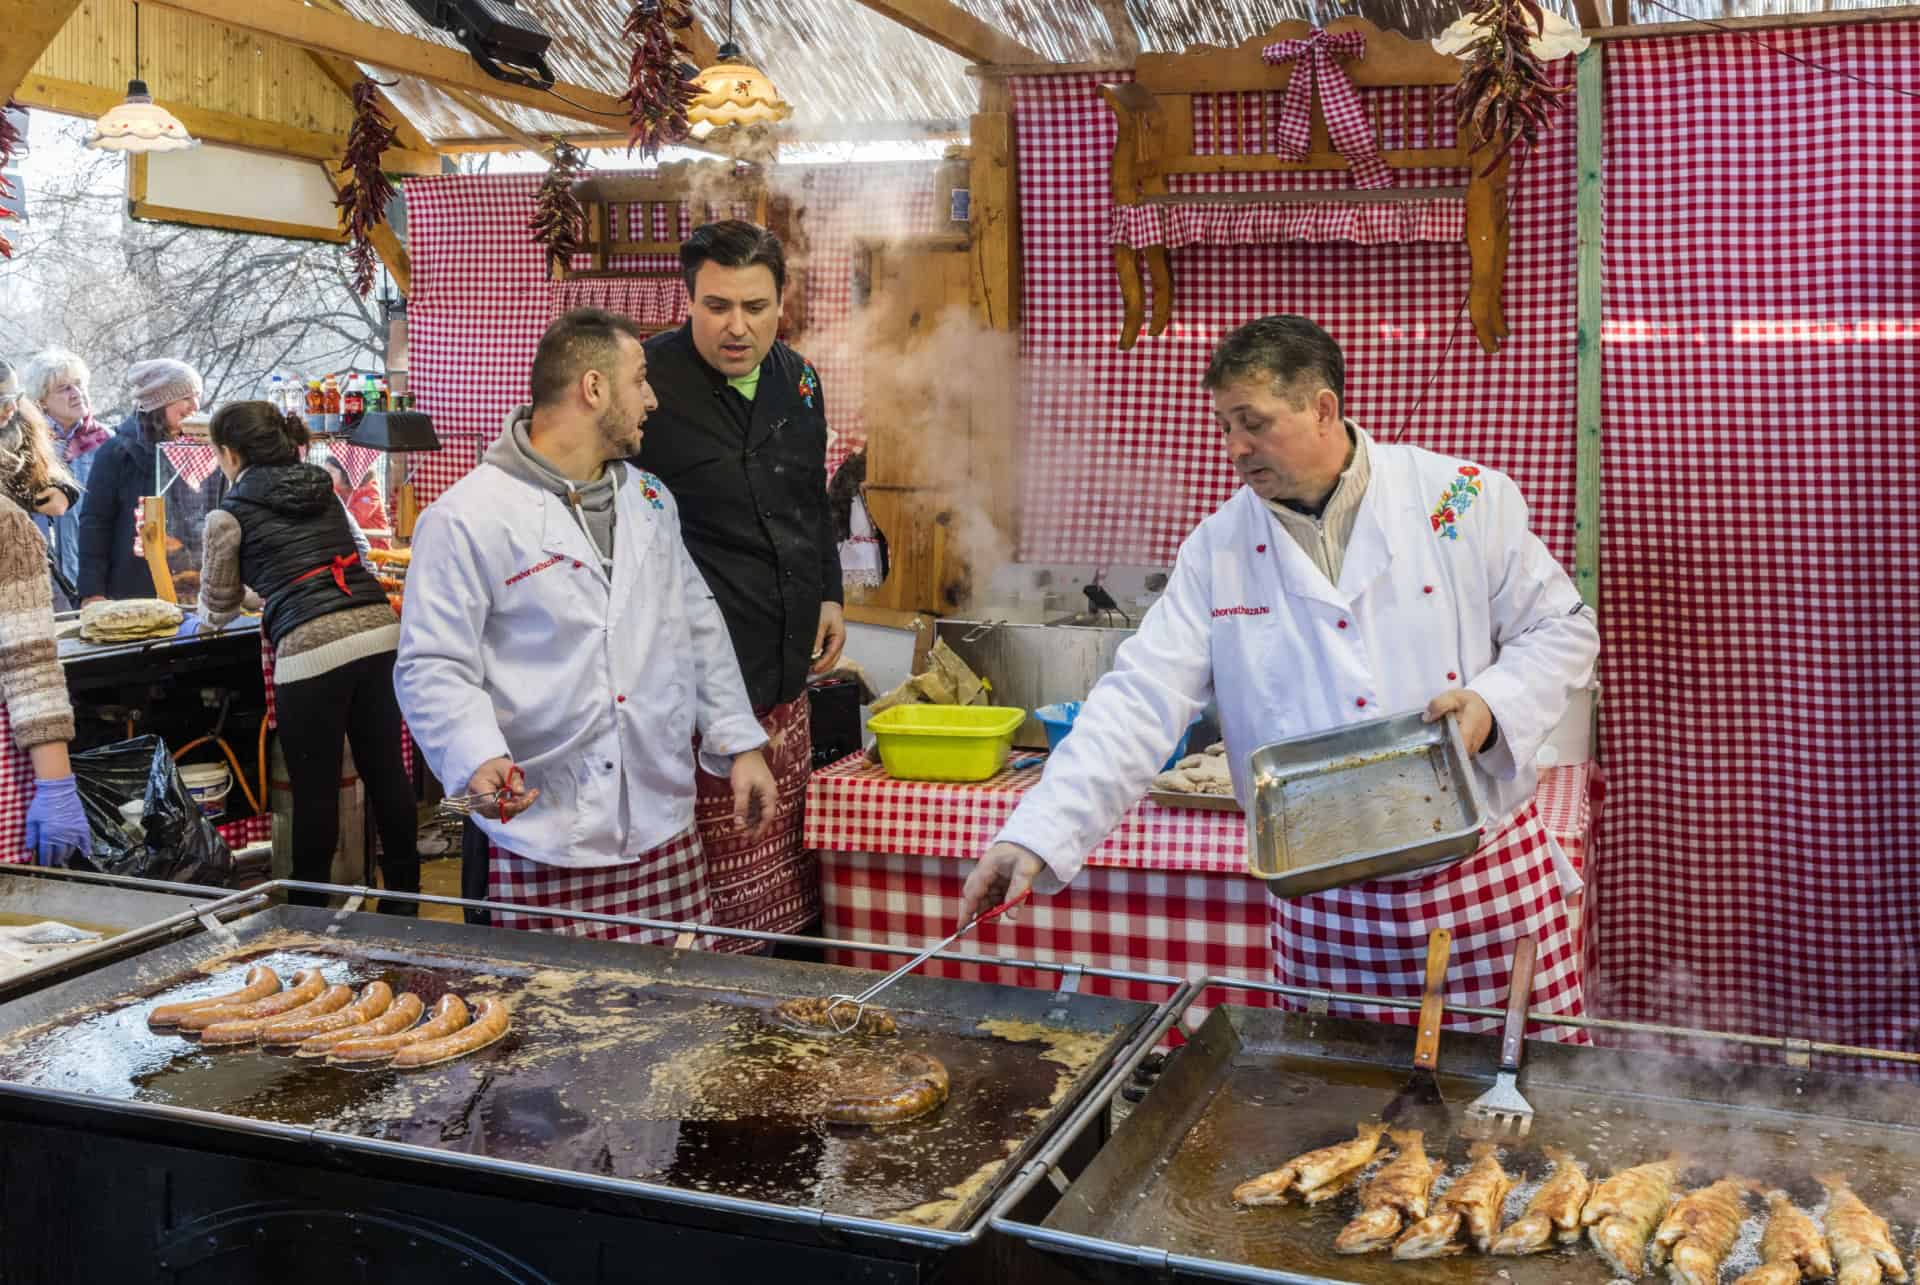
[436,789,510,819]
[824,892,1030,1034]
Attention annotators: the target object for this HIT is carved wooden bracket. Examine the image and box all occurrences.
[1103,17,1510,354]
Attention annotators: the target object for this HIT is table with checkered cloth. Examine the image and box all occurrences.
[806,753,1596,1018]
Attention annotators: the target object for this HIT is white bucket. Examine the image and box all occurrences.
[179,762,232,818]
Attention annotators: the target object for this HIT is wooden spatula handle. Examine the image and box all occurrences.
[1412,928,1452,1071]
[1499,936,1537,1070]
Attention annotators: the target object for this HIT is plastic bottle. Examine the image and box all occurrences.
[343,377,364,418]
[322,375,341,416]
[306,380,325,415]
[268,376,285,414]
[374,377,390,413]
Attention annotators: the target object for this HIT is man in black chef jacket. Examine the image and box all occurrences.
[635,220,846,953]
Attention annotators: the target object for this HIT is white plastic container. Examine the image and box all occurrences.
[178,762,232,819]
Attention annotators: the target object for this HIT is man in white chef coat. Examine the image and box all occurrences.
[962,316,1598,1033]
[397,308,777,945]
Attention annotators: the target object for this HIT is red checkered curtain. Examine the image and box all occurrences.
[1591,22,1920,1058]
[400,165,943,503]
[1008,70,1580,567]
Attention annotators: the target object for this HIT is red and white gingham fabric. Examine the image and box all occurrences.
[0,702,30,863]
[1112,200,1464,250]
[1010,68,1578,569]
[215,814,271,849]
[1592,22,1920,1058]
[324,444,383,491]
[487,827,706,947]
[401,166,943,503]
[1261,30,1391,188]
[158,442,221,490]
[1272,802,1586,1042]
[807,754,1596,1018]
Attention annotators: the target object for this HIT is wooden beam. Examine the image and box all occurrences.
[845,0,1041,64]
[969,98,1019,331]
[143,0,629,131]
[318,162,412,295]
[14,73,442,174]
[1573,0,1609,33]
[1610,0,1633,26]
[131,199,349,244]
[682,15,721,70]
[430,119,971,152]
[1573,43,1603,611]
[1093,0,1140,62]
[441,87,552,163]
[299,0,437,155]
[0,0,83,104]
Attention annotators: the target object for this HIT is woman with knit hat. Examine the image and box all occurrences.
[20,350,111,607]
[76,357,202,603]
[0,378,92,863]
[196,400,418,910]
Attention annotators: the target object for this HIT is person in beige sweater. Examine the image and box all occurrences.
[0,377,89,862]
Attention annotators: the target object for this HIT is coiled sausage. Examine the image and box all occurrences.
[823,1051,949,1125]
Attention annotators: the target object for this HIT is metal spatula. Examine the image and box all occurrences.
[1383,927,1452,1130]
[1464,935,1538,1139]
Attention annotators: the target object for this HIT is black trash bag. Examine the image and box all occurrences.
[68,736,234,887]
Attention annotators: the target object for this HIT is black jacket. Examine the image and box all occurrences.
[75,416,158,601]
[637,325,840,712]
[222,464,387,646]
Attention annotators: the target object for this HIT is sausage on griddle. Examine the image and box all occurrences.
[260,982,393,1047]
[295,992,425,1058]
[200,983,354,1046]
[822,1051,949,1125]
[327,994,469,1065]
[775,996,897,1037]
[148,965,281,1029]
[391,996,510,1069]
[174,968,327,1033]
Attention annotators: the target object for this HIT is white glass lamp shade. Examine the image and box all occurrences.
[87,81,198,153]
[686,55,793,134]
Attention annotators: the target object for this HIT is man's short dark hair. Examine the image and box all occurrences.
[530,308,647,409]
[680,219,787,298]
[1203,315,1345,412]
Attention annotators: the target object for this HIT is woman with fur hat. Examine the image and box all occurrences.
[0,369,91,863]
[76,357,201,603]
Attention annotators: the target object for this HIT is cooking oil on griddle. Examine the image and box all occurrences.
[0,938,1120,1229]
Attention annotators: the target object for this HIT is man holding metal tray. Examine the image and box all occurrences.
[961,315,1597,1036]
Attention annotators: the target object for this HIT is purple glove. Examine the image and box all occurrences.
[24,775,91,866]
[178,615,203,638]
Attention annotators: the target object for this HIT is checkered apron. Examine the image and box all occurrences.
[0,702,31,864]
[1271,802,1587,1043]
[693,695,819,954]
[487,826,708,947]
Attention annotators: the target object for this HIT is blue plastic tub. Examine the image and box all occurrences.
[1033,701,1198,772]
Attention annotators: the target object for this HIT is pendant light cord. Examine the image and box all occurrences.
[134,2,142,82]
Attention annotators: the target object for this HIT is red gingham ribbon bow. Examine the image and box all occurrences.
[1261,29,1392,190]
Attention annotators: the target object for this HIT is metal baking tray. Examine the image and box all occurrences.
[1246,711,1486,898]
[1146,790,1243,814]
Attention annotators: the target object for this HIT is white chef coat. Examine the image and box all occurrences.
[996,426,1598,889]
[395,461,768,868]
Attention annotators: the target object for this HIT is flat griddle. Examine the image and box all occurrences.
[0,900,1166,1243]
[1007,998,1920,1285]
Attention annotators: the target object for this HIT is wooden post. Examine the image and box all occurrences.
[1573,44,1603,612]
[139,495,178,604]
[969,80,1020,332]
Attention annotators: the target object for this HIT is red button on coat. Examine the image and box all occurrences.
[1447,672,1458,682]
[573,561,583,570]
[1356,698,1368,708]
[1256,544,1267,553]
[1337,620,1348,630]
[1424,585,1434,595]
[616,696,627,704]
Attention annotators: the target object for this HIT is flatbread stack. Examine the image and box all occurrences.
[1152,741,1233,796]
[79,598,184,644]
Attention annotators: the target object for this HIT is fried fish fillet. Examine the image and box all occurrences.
[1582,1153,1686,1278]
[1490,1146,1593,1255]
[1818,1173,1908,1285]
[1730,1189,1835,1285]
[1232,1122,1386,1207]
[1651,1177,1753,1285]
[1393,1144,1512,1259]
[1334,1131,1443,1254]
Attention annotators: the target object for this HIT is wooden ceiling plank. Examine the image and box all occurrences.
[844,0,1041,64]
[0,0,86,103]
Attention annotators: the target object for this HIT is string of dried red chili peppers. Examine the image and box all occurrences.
[1453,0,1570,175]
[620,0,696,157]
[334,78,399,296]
[0,100,23,260]
[527,140,587,271]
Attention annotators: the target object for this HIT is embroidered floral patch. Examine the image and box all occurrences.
[797,364,819,410]
[1429,466,1483,541]
[637,469,666,511]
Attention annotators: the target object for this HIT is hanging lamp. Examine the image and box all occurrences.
[685,0,791,137]
[88,3,197,153]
